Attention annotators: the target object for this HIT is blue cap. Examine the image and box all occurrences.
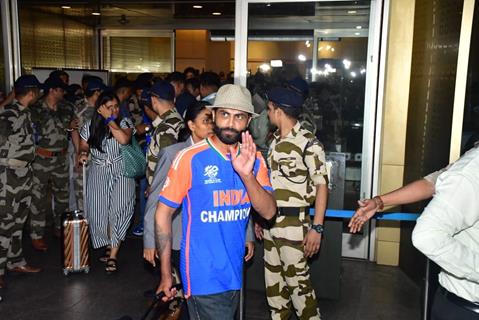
[85,78,105,93]
[150,80,175,102]
[175,92,196,114]
[114,77,133,90]
[140,89,152,107]
[287,76,309,97]
[14,75,42,91]
[44,76,68,90]
[267,87,304,108]
[134,73,153,90]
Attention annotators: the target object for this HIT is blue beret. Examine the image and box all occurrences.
[150,80,175,102]
[14,75,42,91]
[85,78,105,93]
[176,92,196,112]
[287,76,309,97]
[140,89,152,107]
[44,76,68,90]
[267,87,304,108]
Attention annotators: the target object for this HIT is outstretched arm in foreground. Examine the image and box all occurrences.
[349,178,435,233]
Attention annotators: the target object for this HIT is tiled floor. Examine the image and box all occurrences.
[0,233,421,320]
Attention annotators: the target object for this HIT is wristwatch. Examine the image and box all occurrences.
[311,224,324,234]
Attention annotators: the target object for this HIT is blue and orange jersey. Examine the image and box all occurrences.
[159,137,272,297]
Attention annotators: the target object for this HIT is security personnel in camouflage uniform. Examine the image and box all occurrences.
[69,78,105,211]
[258,87,328,320]
[30,76,79,251]
[145,81,184,185]
[0,75,43,289]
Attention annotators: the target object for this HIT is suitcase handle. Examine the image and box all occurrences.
[140,284,183,320]
[153,283,182,302]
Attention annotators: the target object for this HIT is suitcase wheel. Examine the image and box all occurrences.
[63,269,69,276]
[84,267,90,274]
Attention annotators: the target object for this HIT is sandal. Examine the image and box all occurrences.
[105,258,117,273]
[99,247,111,263]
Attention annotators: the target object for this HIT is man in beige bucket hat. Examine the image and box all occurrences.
[155,84,276,319]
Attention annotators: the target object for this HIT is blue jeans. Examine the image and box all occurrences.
[186,290,239,320]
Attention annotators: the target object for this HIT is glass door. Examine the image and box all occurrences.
[240,0,384,259]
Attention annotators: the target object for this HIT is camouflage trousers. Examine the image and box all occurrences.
[30,154,69,239]
[263,213,321,320]
[67,144,86,212]
[72,162,86,212]
[0,166,32,275]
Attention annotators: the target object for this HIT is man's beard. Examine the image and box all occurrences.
[214,126,243,145]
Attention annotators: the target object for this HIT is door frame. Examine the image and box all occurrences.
[234,0,388,260]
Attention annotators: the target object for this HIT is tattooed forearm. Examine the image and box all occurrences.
[155,230,172,254]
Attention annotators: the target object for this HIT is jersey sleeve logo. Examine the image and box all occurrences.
[204,165,222,184]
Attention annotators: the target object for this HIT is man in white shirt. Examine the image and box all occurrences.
[412,146,479,319]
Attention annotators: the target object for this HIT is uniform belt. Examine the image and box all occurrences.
[277,207,308,216]
[0,158,30,168]
[36,147,67,158]
[440,286,479,314]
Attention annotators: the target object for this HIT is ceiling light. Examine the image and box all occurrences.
[193,5,203,9]
[61,6,71,9]
[350,71,357,77]
[325,66,336,73]
[356,25,362,29]
[212,12,222,16]
[298,54,306,62]
[348,10,357,14]
[355,32,360,36]
[343,59,351,69]
[266,3,271,7]
[270,60,283,67]
[331,48,335,52]
[92,12,101,16]
[360,68,366,74]
[259,63,271,73]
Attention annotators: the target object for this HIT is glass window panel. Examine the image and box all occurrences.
[103,36,171,74]
[0,5,5,95]
[462,4,479,153]
[248,1,371,211]
[18,5,95,73]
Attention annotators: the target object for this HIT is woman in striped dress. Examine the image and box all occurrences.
[78,92,136,273]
